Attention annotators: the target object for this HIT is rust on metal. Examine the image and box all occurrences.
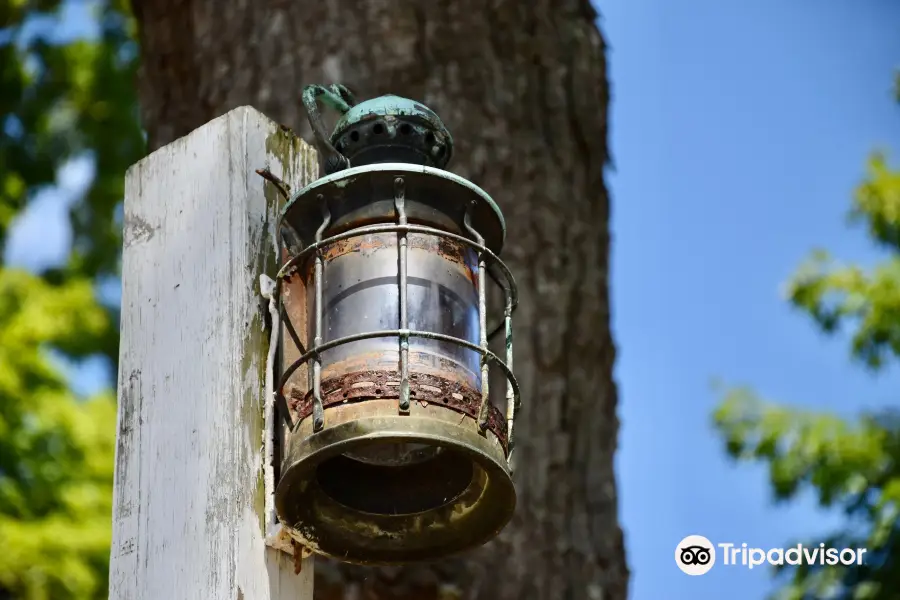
[279,271,310,421]
[255,168,291,200]
[320,232,476,283]
[290,539,307,574]
[289,369,509,452]
[274,232,479,287]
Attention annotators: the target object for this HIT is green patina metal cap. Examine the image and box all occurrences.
[301,85,454,173]
[330,94,454,169]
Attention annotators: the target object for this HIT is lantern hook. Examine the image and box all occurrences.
[302,84,355,176]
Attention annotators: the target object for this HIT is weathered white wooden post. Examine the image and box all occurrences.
[109,106,316,600]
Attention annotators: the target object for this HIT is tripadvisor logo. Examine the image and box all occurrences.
[675,535,867,576]
[675,535,716,576]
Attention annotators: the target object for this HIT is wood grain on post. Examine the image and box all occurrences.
[109,106,317,600]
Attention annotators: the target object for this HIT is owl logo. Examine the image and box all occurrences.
[680,545,712,565]
[675,535,716,575]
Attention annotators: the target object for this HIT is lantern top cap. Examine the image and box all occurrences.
[334,95,448,138]
[302,85,454,172]
[331,94,454,170]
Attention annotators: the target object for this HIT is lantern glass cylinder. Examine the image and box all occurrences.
[316,231,481,390]
[309,230,481,512]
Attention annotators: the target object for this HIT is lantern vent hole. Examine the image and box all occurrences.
[373,123,384,135]
[400,123,412,135]
[315,443,474,515]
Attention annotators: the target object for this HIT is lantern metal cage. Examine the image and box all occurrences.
[266,85,521,565]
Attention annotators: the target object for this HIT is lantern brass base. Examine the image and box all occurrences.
[274,400,515,565]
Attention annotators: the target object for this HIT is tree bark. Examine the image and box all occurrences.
[130,1,627,598]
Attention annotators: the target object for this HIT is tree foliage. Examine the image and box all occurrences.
[714,78,900,600]
[0,0,141,597]
[0,270,117,599]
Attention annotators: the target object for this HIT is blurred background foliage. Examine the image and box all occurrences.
[0,0,140,597]
[1,0,899,598]
[714,79,900,599]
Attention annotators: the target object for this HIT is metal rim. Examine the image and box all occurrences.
[278,163,507,253]
[275,412,516,565]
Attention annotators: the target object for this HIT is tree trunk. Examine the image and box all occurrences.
[130,1,628,598]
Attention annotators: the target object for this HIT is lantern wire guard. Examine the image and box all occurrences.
[268,85,521,565]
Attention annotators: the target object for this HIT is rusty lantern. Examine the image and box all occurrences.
[271,84,520,564]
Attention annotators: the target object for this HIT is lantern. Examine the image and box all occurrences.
[270,84,520,565]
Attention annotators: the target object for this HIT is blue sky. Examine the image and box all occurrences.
[4,1,900,599]
[602,1,900,598]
